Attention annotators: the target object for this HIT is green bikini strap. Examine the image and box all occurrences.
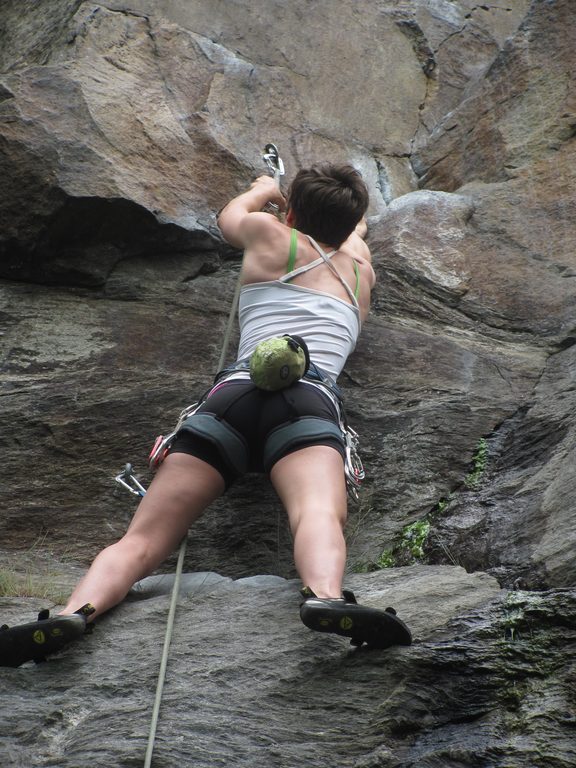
[353,259,360,300]
[287,228,298,273]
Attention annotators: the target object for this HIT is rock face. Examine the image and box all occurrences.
[1,1,575,766]
[2,571,575,768]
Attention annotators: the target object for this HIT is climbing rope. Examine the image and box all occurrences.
[143,538,186,768]
[117,143,285,768]
[218,143,285,370]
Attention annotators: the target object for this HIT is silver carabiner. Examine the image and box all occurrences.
[262,143,285,183]
[115,463,147,497]
[343,425,365,501]
[261,143,285,215]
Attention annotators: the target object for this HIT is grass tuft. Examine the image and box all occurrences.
[0,569,68,604]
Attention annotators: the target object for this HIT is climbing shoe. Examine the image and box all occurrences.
[299,588,412,649]
[0,603,95,668]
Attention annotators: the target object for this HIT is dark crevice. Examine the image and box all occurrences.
[0,194,218,289]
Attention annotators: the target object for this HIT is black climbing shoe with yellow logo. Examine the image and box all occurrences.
[0,604,95,668]
[299,588,411,649]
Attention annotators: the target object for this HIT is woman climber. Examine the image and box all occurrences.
[1,163,411,668]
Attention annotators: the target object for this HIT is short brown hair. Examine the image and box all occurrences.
[286,164,369,247]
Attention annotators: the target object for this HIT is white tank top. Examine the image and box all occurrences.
[237,281,360,381]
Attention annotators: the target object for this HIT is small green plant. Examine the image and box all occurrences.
[401,520,431,559]
[375,549,396,569]
[464,438,488,488]
[435,494,453,515]
[360,517,432,572]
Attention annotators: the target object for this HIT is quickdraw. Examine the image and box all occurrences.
[147,401,202,471]
[114,463,147,497]
[343,424,365,500]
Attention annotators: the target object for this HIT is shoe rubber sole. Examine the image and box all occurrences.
[0,612,87,668]
[300,598,412,649]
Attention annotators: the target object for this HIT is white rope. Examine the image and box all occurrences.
[142,146,284,768]
[141,279,240,768]
[143,537,187,768]
[142,271,240,768]
[218,275,243,371]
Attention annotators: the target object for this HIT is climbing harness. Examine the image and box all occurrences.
[146,355,365,498]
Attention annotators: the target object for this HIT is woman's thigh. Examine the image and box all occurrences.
[122,452,225,566]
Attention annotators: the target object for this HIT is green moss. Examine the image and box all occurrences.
[361,517,432,572]
[434,493,454,516]
[436,498,449,514]
[401,520,431,559]
[375,549,396,569]
[464,437,488,488]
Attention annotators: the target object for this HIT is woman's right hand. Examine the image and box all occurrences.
[250,175,286,210]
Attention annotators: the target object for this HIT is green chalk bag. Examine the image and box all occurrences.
[249,335,310,391]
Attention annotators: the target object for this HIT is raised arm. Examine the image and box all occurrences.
[218,176,286,248]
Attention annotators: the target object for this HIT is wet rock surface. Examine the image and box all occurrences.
[1,0,575,765]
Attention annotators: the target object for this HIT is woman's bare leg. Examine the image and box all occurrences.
[61,453,225,619]
[270,445,347,598]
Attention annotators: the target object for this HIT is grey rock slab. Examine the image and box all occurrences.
[413,0,576,189]
[1,566,502,767]
[347,565,501,641]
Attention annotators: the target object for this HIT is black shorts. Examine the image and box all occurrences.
[168,378,345,488]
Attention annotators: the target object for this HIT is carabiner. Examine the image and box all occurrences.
[262,143,285,182]
[115,463,147,497]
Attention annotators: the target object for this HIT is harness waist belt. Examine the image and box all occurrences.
[215,358,342,402]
